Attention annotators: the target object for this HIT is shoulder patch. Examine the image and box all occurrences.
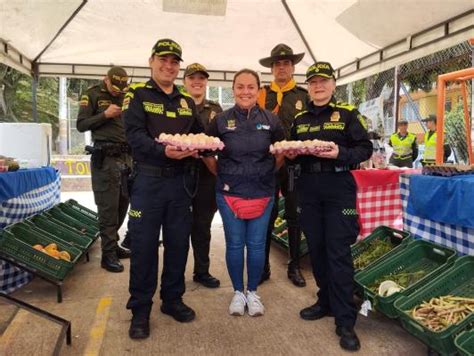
[129,82,147,90]
[178,86,192,98]
[294,110,308,119]
[335,101,356,111]
[79,95,89,106]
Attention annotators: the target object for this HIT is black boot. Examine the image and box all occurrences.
[259,264,271,285]
[129,316,149,339]
[336,326,361,351]
[101,252,124,273]
[160,300,196,322]
[193,273,220,288]
[117,246,131,259]
[287,226,306,287]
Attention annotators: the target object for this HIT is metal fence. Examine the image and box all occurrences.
[335,40,473,165]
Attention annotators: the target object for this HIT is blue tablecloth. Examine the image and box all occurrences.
[0,167,61,293]
[400,174,473,255]
[407,175,474,228]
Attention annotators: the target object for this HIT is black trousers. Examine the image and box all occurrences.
[191,173,217,275]
[264,166,300,268]
[126,172,193,318]
[296,171,359,328]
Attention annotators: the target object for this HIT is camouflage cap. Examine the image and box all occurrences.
[152,38,183,61]
[107,66,128,91]
[184,63,209,78]
[305,61,335,82]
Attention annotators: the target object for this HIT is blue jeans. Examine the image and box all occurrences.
[216,193,274,292]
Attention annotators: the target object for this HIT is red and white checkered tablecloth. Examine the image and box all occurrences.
[351,169,420,238]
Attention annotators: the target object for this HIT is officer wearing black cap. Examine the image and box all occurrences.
[77,66,131,273]
[421,114,451,165]
[123,39,203,339]
[183,63,223,288]
[287,62,372,351]
[388,119,418,167]
[257,43,308,287]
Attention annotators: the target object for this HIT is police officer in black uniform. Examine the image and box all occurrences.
[123,39,203,339]
[77,66,132,273]
[288,62,372,351]
[183,63,223,288]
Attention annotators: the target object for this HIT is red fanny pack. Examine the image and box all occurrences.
[224,196,271,220]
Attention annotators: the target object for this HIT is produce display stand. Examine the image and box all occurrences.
[0,292,72,355]
[0,200,99,302]
[394,256,474,355]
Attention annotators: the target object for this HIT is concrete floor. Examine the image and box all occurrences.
[0,191,428,355]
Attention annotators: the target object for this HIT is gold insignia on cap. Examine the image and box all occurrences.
[180,98,188,109]
[210,111,216,121]
[330,111,340,122]
[295,100,303,111]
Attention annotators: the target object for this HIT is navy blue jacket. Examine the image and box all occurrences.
[122,80,203,167]
[207,105,285,198]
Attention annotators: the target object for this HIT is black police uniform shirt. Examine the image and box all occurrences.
[290,97,373,168]
[207,105,285,198]
[261,85,308,139]
[196,100,223,180]
[76,82,127,143]
[122,80,203,167]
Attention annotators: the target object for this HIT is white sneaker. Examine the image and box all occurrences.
[229,291,247,316]
[246,291,264,317]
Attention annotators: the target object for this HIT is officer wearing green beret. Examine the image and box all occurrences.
[77,66,132,273]
[183,63,223,289]
[257,43,308,287]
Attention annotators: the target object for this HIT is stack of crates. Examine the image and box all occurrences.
[0,199,99,282]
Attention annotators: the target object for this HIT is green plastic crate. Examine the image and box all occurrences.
[394,256,474,356]
[64,199,99,220]
[44,210,99,240]
[55,204,99,228]
[0,226,81,281]
[25,215,93,251]
[354,240,457,318]
[271,231,308,256]
[455,329,474,356]
[273,219,287,234]
[352,226,411,272]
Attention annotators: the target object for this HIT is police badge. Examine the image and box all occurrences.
[330,111,340,122]
[295,100,303,111]
[180,98,188,109]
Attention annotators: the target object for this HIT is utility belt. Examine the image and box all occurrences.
[392,153,412,160]
[94,141,130,157]
[134,162,193,178]
[300,162,353,174]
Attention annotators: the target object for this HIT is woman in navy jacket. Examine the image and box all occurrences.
[204,69,284,317]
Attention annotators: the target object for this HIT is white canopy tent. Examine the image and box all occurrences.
[0,0,473,86]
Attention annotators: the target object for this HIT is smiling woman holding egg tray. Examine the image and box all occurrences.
[203,69,285,317]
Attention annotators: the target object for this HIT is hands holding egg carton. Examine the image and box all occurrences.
[157,133,224,151]
[269,139,335,155]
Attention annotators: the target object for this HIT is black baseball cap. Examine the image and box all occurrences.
[184,63,209,78]
[152,38,183,61]
[422,115,436,123]
[107,66,128,91]
[305,61,335,82]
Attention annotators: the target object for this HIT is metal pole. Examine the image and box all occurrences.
[31,63,39,123]
[393,65,400,134]
[58,77,68,155]
[347,82,353,104]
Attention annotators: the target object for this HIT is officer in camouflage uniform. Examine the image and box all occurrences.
[77,66,132,273]
[257,44,308,287]
[183,63,223,288]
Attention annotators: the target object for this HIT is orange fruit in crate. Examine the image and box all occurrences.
[32,244,44,251]
[59,251,71,262]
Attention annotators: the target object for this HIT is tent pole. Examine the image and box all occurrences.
[281,0,316,63]
[32,62,39,123]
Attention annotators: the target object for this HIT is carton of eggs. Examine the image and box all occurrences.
[269,139,333,155]
[157,133,224,151]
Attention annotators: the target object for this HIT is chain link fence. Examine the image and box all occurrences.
[335,40,473,166]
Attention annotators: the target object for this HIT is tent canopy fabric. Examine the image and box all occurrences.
[0,0,473,84]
